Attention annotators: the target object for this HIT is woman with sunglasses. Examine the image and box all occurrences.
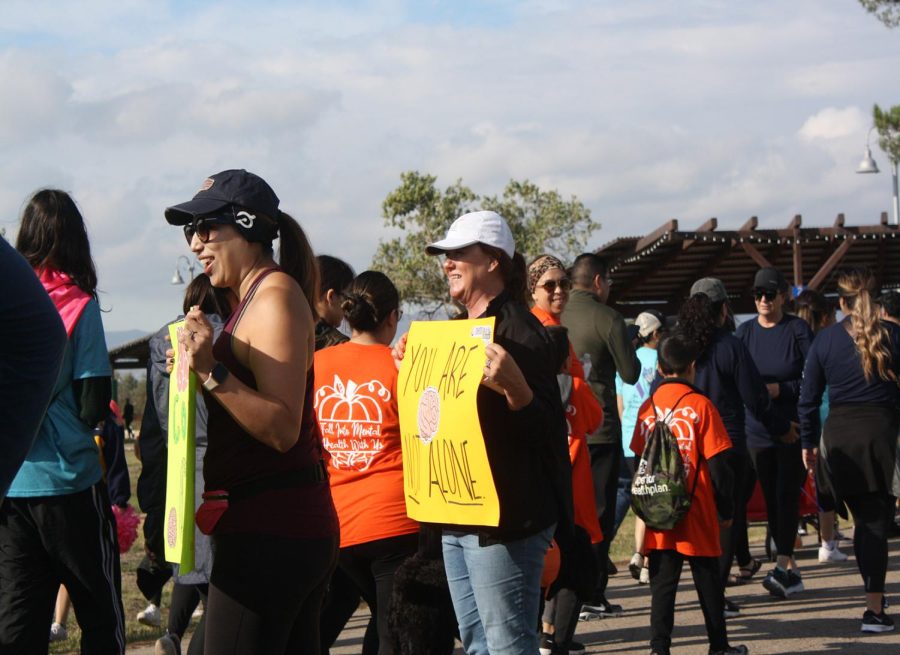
[736,267,813,600]
[164,169,338,654]
[528,254,584,378]
[799,267,900,632]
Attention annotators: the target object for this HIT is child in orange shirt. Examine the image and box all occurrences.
[630,334,747,655]
[541,327,603,655]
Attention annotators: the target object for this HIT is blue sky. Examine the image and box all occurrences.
[1,0,898,332]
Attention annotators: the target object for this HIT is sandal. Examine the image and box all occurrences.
[738,558,762,582]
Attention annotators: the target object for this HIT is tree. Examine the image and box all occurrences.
[873,103,900,164]
[858,0,900,28]
[371,171,599,317]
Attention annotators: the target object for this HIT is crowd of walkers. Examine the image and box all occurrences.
[0,169,898,655]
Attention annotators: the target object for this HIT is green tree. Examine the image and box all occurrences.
[858,0,900,28]
[371,171,599,317]
[873,103,900,164]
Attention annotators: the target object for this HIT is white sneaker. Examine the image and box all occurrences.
[639,565,650,585]
[628,552,644,580]
[49,622,68,642]
[819,543,849,563]
[137,603,162,628]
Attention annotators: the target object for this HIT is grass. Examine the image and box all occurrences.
[49,442,199,654]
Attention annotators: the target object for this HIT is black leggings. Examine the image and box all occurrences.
[205,532,338,655]
[320,532,419,655]
[751,444,806,557]
[649,550,728,654]
[718,449,755,584]
[167,582,208,654]
[844,492,893,594]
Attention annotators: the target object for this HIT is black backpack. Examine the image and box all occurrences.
[630,391,699,530]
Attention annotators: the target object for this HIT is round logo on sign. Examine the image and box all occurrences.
[166,507,178,548]
[417,386,440,444]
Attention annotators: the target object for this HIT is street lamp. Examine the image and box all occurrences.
[171,255,199,285]
[857,126,900,226]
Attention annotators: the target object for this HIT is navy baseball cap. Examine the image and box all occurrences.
[165,169,280,225]
[753,267,788,293]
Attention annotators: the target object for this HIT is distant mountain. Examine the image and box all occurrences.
[106,329,151,350]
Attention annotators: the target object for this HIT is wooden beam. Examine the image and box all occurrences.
[792,215,803,287]
[635,219,678,252]
[739,216,758,233]
[807,238,854,290]
[787,214,802,230]
[882,212,890,226]
[834,213,845,228]
[741,241,772,269]
[696,217,718,232]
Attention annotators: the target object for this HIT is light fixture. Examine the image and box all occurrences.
[171,255,199,285]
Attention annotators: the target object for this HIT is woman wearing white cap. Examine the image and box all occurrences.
[405,210,571,655]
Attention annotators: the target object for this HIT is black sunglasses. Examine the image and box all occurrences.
[753,289,778,302]
[539,278,573,294]
[183,216,231,245]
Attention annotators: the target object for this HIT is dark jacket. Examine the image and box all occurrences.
[561,289,640,445]
[455,291,571,544]
[693,328,791,451]
[315,320,349,351]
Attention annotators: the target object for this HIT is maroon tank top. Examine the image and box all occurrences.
[204,267,338,539]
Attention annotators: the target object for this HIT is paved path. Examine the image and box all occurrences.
[129,535,900,654]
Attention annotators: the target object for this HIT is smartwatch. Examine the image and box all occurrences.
[203,362,229,391]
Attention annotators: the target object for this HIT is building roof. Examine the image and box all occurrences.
[598,213,899,318]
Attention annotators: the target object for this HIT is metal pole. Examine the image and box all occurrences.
[892,158,899,226]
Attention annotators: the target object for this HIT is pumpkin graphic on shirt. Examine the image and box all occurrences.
[640,406,701,475]
[315,375,391,471]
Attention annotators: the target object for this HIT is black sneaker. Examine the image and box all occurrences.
[861,610,895,633]
[607,556,618,575]
[709,646,749,655]
[539,632,555,655]
[762,568,803,598]
[724,599,741,619]
[579,597,624,619]
[562,640,585,654]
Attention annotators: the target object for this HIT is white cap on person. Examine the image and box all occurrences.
[635,311,663,338]
[425,211,515,259]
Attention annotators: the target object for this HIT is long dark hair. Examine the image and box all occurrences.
[183,273,233,317]
[16,189,98,298]
[341,271,400,333]
[677,293,722,356]
[266,211,320,320]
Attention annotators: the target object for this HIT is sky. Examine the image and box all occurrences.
[1,0,898,333]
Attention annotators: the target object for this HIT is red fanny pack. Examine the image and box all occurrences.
[195,461,329,535]
[196,491,229,535]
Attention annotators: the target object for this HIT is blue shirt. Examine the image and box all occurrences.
[736,314,813,450]
[616,347,659,456]
[9,299,111,497]
[798,318,900,448]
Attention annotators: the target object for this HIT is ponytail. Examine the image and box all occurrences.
[837,266,896,384]
[272,211,320,320]
[340,271,399,333]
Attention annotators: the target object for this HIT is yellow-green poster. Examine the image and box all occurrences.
[397,318,500,526]
[164,321,195,572]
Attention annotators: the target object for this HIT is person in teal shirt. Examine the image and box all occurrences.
[614,310,665,583]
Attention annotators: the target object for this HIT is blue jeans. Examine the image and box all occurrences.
[442,525,554,655]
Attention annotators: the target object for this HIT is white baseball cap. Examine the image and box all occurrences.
[635,311,663,338]
[426,210,515,259]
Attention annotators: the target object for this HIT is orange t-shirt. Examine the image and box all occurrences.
[629,380,732,557]
[563,375,604,543]
[531,306,586,379]
[314,341,419,548]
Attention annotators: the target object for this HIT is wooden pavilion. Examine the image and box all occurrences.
[599,213,899,318]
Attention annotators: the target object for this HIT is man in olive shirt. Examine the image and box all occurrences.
[562,252,640,617]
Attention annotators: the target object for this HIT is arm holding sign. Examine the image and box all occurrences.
[482,342,533,410]
[179,276,314,454]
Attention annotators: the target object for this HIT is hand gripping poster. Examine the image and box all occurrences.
[397,318,499,526]
[164,321,196,572]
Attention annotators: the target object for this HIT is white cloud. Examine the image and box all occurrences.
[799,106,868,142]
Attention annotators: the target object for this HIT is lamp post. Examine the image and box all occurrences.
[857,126,900,226]
[171,255,199,285]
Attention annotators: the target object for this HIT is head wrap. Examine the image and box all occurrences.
[528,255,566,294]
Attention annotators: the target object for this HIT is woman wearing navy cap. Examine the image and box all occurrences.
[736,267,813,601]
[165,169,339,654]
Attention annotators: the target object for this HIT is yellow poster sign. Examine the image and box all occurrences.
[397,318,499,526]
[164,321,195,572]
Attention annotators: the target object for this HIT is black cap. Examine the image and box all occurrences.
[165,169,280,226]
[753,267,788,293]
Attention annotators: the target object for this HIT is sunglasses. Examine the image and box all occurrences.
[183,216,231,245]
[753,290,778,302]
[539,278,573,293]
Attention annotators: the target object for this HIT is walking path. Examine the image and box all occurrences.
[128,534,900,654]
